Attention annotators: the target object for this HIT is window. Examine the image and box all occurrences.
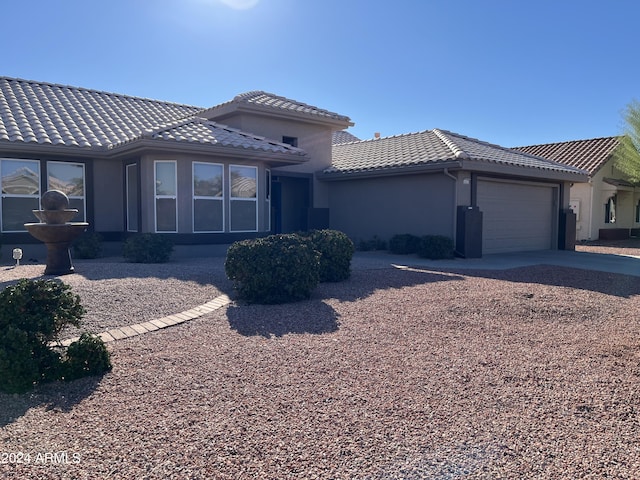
[193,162,224,232]
[282,136,298,147]
[1,158,40,232]
[636,199,640,223]
[605,195,616,224]
[230,165,257,232]
[126,164,139,232]
[155,161,177,232]
[47,161,85,221]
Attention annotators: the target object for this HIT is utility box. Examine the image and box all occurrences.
[559,209,577,250]
[456,206,483,258]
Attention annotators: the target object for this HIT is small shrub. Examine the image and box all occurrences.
[0,279,86,393]
[225,234,320,304]
[389,234,422,255]
[123,233,173,263]
[73,232,103,259]
[417,235,455,260]
[61,333,112,381]
[357,235,386,251]
[302,229,354,282]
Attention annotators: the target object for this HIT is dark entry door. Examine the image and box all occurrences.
[271,176,310,234]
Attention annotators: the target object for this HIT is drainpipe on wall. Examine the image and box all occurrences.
[588,179,594,240]
[443,168,458,248]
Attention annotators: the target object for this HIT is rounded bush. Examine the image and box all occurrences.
[123,233,173,263]
[225,234,320,304]
[417,235,455,260]
[0,279,86,393]
[62,333,112,380]
[303,229,354,282]
[73,232,103,259]
[389,234,422,255]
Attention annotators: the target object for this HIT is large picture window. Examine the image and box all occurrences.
[155,161,177,232]
[193,162,224,232]
[230,165,257,232]
[47,161,85,221]
[1,158,40,232]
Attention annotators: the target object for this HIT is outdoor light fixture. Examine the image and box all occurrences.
[12,248,23,267]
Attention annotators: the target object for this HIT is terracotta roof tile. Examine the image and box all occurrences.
[513,137,620,175]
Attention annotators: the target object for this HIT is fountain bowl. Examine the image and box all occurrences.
[32,209,79,224]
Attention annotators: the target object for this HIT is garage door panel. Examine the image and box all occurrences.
[478,180,555,254]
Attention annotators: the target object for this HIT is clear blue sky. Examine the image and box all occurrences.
[3,0,638,147]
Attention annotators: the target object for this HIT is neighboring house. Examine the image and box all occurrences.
[0,77,352,249]
[320,130,588,255]
[0,76,589,257]
[515,137,640,241]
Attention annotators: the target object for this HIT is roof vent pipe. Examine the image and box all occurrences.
[374,132,380,139]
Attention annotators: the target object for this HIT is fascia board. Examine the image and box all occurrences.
[317,161,463,181]
[459,160,590,183]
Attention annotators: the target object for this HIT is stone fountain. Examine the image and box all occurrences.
[24,190,89,275]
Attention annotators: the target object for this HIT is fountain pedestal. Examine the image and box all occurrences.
[24,190,89,276]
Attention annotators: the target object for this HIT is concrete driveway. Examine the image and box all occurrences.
[352,249,640,277]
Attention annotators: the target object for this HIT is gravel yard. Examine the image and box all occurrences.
[1,240,639,479]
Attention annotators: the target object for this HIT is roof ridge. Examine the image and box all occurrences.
[0,76,202,110]
[432,129,469,159]
[512,135,621,149]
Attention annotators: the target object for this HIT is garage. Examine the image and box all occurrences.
[477,178,558,254]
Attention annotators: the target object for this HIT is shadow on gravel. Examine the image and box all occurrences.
[418,265,640,298]
[227,301,340,338]
[0,376,102,428]
[226,268,464,337]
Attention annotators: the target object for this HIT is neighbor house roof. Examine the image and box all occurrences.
[0,77,307,160]
[202,91,353,128]
[323,129,588,181]
[513,136,620,176]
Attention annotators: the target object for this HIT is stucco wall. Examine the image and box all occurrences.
[92,158,124,231]
[326,172,456,243]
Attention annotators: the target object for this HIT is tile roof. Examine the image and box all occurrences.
[205,91,353,126]
[513,136,620,175]
[326,129,587,178]
[0,77,307,157]
[332,129,361,145]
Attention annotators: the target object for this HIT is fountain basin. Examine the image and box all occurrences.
[32,209,79,224]
[24,222,88,275]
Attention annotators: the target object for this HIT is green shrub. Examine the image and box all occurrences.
[0,279,86,393]
[417,235,455,260]
[302,229,354,282]
[61,333,112,381]
[357,235,386,251]
[389,234,422,255]
[73,232,103,259]
[123,233,173,263]
[225,234,320,304]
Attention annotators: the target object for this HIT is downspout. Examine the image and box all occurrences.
[588,178,594,240]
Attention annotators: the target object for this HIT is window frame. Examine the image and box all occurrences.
[192,161,224,233]
[229,164,258,233]
[265,168,271,232]
[47,161,86,222]
[154,160,178,233]
[1,158,41,233]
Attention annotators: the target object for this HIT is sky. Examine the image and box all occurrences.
[2,0,639,147]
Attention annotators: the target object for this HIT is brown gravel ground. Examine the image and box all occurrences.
[1,240,640,479]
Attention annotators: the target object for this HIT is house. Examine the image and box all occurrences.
[0,76,588,258]
[0,77,352,253]
[515,137,640,241]
[321,130,588,255]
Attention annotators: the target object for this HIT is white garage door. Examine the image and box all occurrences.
[477,179,557,254]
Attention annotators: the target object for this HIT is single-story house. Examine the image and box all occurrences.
[322,130,588,255]
[0,76,588,257]
[515,137,640,241]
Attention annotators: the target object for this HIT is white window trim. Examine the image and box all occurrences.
[266,168,271,232]
[229,164,258,233]
[154,160,178,233]
[192,162,224,233]
[1,158,41,233]
[47,161,86,222]
[126,163,138,232]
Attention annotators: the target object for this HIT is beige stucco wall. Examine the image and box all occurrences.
[326,172,456,242]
